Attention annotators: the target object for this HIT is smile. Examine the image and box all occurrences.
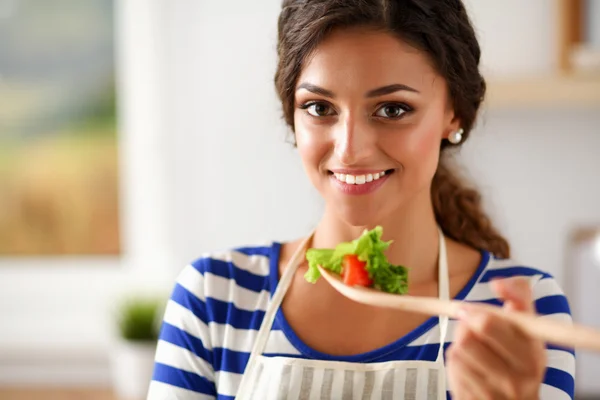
[332,170,389,185]
[329,169,395,195]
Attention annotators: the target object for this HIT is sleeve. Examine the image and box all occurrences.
[532,275,576,400]
[147,261,217,400]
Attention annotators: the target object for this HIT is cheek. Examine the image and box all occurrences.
[387,123,441,163]
[410,129,442,185]
[388,119,442,182]
[411,127,441,160]
[406,108,445,158]
[294,117,330,173]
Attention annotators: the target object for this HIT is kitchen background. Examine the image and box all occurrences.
[0,0,599,399]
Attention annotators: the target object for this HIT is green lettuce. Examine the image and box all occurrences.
[304,226,409,294]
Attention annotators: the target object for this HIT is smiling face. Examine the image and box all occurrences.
[293,27,460,227]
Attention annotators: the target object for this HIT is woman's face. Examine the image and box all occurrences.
[294,27,460,227]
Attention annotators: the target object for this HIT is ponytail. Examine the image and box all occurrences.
[431,157,510,258]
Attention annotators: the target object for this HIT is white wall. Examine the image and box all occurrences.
[164,0,322,269]
[587,0,600,47]
[464,0,556,77]
[0,0,599,394]
[462,108,600,283]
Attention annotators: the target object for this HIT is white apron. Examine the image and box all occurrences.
[235,229,450,400]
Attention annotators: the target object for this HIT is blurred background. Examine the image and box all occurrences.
[0,0,598,399]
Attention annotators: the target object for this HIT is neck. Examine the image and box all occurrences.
[312,193,440,285]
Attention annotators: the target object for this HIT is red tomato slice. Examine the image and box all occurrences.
[341,254,372,287]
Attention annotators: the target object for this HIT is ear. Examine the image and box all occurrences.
[442,110,462,141]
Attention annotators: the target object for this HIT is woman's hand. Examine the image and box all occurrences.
[446,277,547,400]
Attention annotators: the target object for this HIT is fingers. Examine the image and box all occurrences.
[447,320,546,399]
[446,347,493,400]
[447,277,547,399]
[491,277,534,314]
[450,322,522,399]
[456,277,547,372]
[456,305,536,373]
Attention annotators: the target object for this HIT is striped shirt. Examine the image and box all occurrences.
[148,243,576,399]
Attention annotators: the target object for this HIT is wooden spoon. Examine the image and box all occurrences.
[318,265,600,352]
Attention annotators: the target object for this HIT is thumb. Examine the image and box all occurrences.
[491,277,535,314]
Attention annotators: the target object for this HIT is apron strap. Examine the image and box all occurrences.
[436,227,450,363]
[235,232,314,396]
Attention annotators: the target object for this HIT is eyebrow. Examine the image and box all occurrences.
[296,82,420,98]
[366,83,419,97]
[296,83,335,98]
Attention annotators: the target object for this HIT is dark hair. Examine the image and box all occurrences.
[275,0,510,258]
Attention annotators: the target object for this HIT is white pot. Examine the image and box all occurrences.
[111,340,157,400]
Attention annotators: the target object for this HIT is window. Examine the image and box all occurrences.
[0,0,120,255]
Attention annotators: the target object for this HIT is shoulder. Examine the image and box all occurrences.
[166,242,281,328]
[175,242,280,301]
[187,243,278,280]
[466,254,572,318]
[153,243,282,395]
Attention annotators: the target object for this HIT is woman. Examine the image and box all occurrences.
[148,0,575,399]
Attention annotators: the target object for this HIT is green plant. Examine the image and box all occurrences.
[116,297,163,342]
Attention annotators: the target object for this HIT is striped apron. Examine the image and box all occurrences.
[235,228,450,400]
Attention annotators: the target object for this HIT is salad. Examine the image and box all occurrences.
[304,226,409,294]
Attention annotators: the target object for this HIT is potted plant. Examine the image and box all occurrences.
[110,295,164,400]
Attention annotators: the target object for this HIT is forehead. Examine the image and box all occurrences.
[297,27,443,95]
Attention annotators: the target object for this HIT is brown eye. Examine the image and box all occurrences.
[305,102,335,117]
[374,103,410,119]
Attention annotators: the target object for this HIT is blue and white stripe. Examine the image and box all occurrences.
[148,244,575,399]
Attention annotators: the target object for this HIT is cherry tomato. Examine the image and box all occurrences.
[341,254,372,287]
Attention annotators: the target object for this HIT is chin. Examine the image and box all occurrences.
[334,203,385,228]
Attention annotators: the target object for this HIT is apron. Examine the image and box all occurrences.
[235,228,450,400]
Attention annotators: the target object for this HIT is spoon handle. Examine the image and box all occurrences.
[317,266,600,352]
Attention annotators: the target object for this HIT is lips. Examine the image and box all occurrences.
[332,170,387,185]
[329,169,394,195]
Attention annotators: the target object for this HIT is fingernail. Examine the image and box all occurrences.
[505,280,527,298]
[456,307,469,320]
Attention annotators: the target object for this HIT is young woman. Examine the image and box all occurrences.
[148,1,575,399]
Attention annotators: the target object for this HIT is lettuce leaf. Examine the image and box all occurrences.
[304,226,408,294]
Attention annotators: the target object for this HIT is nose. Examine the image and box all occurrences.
[334,115,377,165]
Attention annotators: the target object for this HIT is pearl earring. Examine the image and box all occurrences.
[448,128,464,144]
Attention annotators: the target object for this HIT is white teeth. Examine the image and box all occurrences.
[333,171,388,185]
